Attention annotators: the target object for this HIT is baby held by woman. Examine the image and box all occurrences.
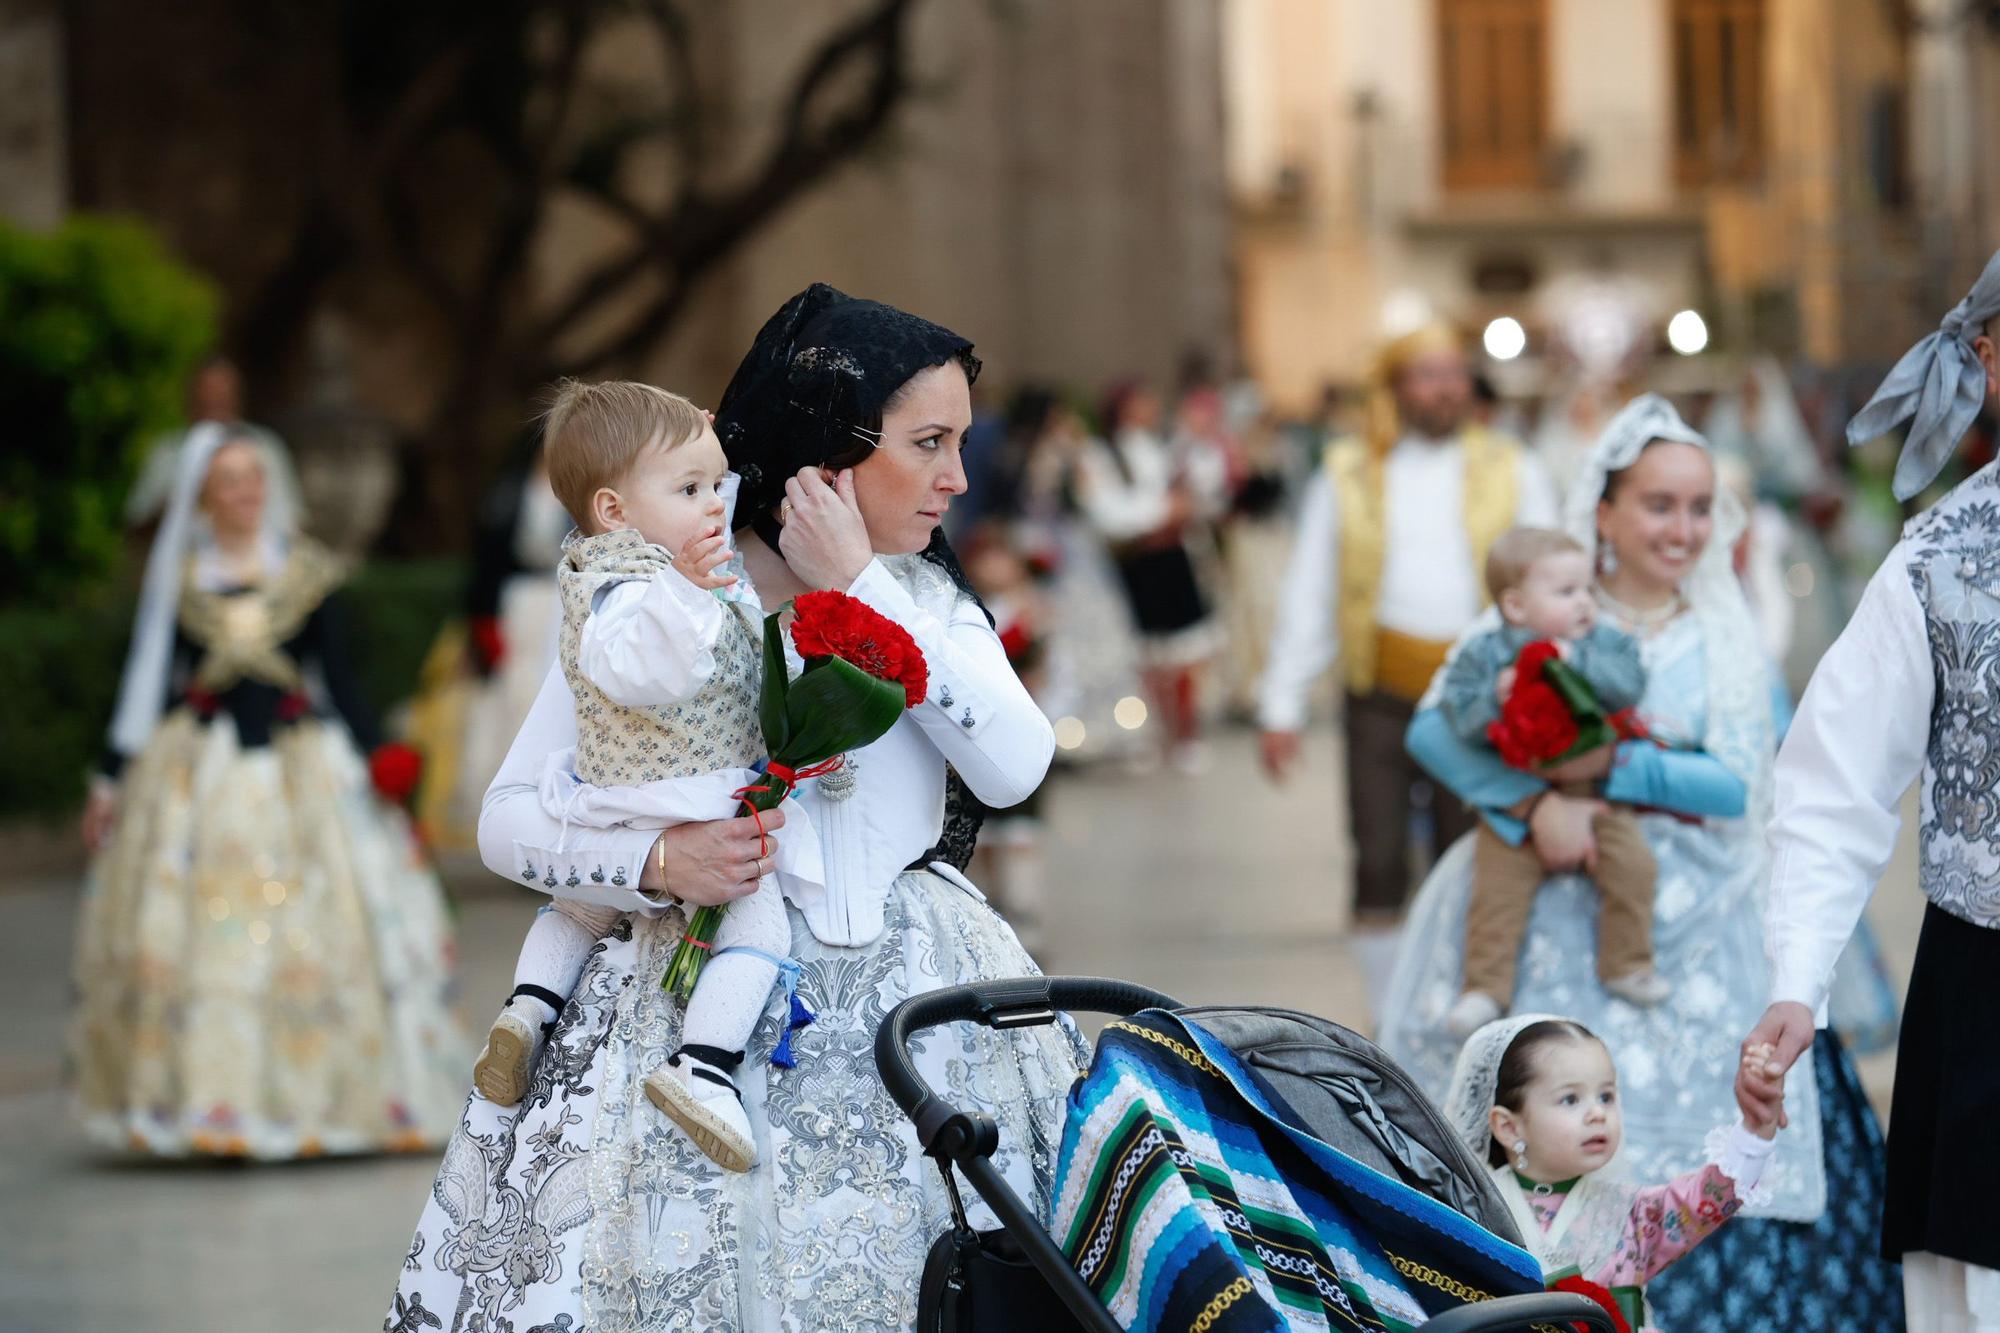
[1441,528,1667,1038]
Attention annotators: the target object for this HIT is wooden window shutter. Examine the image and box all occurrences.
[1438,0,1550,191]
[1672,0,1766,186]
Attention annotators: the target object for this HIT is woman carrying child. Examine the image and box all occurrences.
[388,286,1080,1333]
[1380,394,1902,1328]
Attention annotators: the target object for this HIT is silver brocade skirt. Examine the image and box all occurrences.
[389,868,1085,1333]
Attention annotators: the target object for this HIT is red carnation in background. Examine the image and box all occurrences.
[469,614,507,676]
[369,742,424,805]
[790,589,928,708]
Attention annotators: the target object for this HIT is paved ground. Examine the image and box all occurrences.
[0,726,1921,1332]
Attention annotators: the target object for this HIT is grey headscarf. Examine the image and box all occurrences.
[1847,247,2000,500]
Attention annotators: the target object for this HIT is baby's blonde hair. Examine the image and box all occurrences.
[542,379,707,532]
[1484,526,1586,603]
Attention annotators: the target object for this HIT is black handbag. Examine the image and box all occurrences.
[917,1167,1089,1332]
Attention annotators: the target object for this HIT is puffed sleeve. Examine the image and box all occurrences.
[844,560,1054,809]
[477,663,663,909]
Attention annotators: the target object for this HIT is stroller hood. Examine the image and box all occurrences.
[1178,1004,1523,1245]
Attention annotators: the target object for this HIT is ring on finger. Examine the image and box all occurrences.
[780,498,793,524]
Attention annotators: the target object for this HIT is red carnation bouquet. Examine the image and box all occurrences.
[661,590,927,998]
[1486,640,1647,770]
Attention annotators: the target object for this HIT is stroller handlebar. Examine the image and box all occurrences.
[874,976,1179,1151]
[1419,1291,1622,1331]
[875,979,1617,1333]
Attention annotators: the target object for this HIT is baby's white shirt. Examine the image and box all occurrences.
[576,564,752,708]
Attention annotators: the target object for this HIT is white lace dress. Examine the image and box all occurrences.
[387,556,1085,1333]
[1379,613,1829,1224]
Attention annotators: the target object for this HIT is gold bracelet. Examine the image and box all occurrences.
[652,834,676,903]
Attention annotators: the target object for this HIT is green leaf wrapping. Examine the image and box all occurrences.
[1539,656,1619,766]
[662,616,913,999]
[1542,656,1608,724]
[758,609,791,754]
[774,657,908,764]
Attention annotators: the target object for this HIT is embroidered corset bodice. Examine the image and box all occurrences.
[1905,469,2000,929]
[557,529,764,789]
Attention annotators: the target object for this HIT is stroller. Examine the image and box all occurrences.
[876,976,1616,1333]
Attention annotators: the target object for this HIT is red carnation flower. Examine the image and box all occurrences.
[469,614,507,675]
[369,742,425,805]
[1488,675,1581,768]
[998,620,1033,663]
[790,590,928,707]
[1550,1274,1631,1333]
[1515,638,1564,678]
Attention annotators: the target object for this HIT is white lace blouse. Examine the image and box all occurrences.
[477,554,1055,947]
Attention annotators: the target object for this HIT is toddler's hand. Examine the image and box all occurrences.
[673,526,738,591]
[1739,1042,1782,1139]
[1495,665,1517,701]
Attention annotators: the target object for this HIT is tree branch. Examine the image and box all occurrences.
[533,0,915,375]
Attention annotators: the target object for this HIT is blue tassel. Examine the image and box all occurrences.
[710,945,812,1070]
[770,993,814,1070]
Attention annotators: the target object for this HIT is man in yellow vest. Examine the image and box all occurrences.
[1257,323,1556,1006]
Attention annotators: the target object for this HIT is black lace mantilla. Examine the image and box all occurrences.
[716,282,981,522]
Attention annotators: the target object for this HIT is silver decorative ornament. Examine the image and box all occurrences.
[816,753,858,802]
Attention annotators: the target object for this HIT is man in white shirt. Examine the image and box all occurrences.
[1257,324,1556,1000]
[1740,248,2000,1332]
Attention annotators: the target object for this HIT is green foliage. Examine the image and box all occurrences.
[0,216,219,605]
[342,558,467,728]
[0,590,132,819]
[0,558,466,820]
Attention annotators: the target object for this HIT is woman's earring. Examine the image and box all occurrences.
[1512,1140,1529,1172]
[1599,541,1617,576]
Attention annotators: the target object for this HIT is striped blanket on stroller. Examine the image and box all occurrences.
[1050,1010,1543,1331]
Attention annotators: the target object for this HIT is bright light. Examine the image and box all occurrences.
[1053,716,1087,751]
[1667,309,1709,356]
[1113,696,1149,730]
[1482,316,1526,361]
[1381,289,1433,338]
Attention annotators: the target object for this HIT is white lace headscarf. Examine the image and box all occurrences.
[1441,1013,1569,1161]
[1564,393,1772,826]
[107,422,300,760]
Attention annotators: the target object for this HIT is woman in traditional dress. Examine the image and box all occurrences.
[1379,394,1903,1329]
[1075,381,1218,771]
[75,425,464,1159]
[1005,389,1147,764]
[387,285,1081,1333]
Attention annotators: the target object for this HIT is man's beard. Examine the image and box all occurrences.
[1402,406,1465,440]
